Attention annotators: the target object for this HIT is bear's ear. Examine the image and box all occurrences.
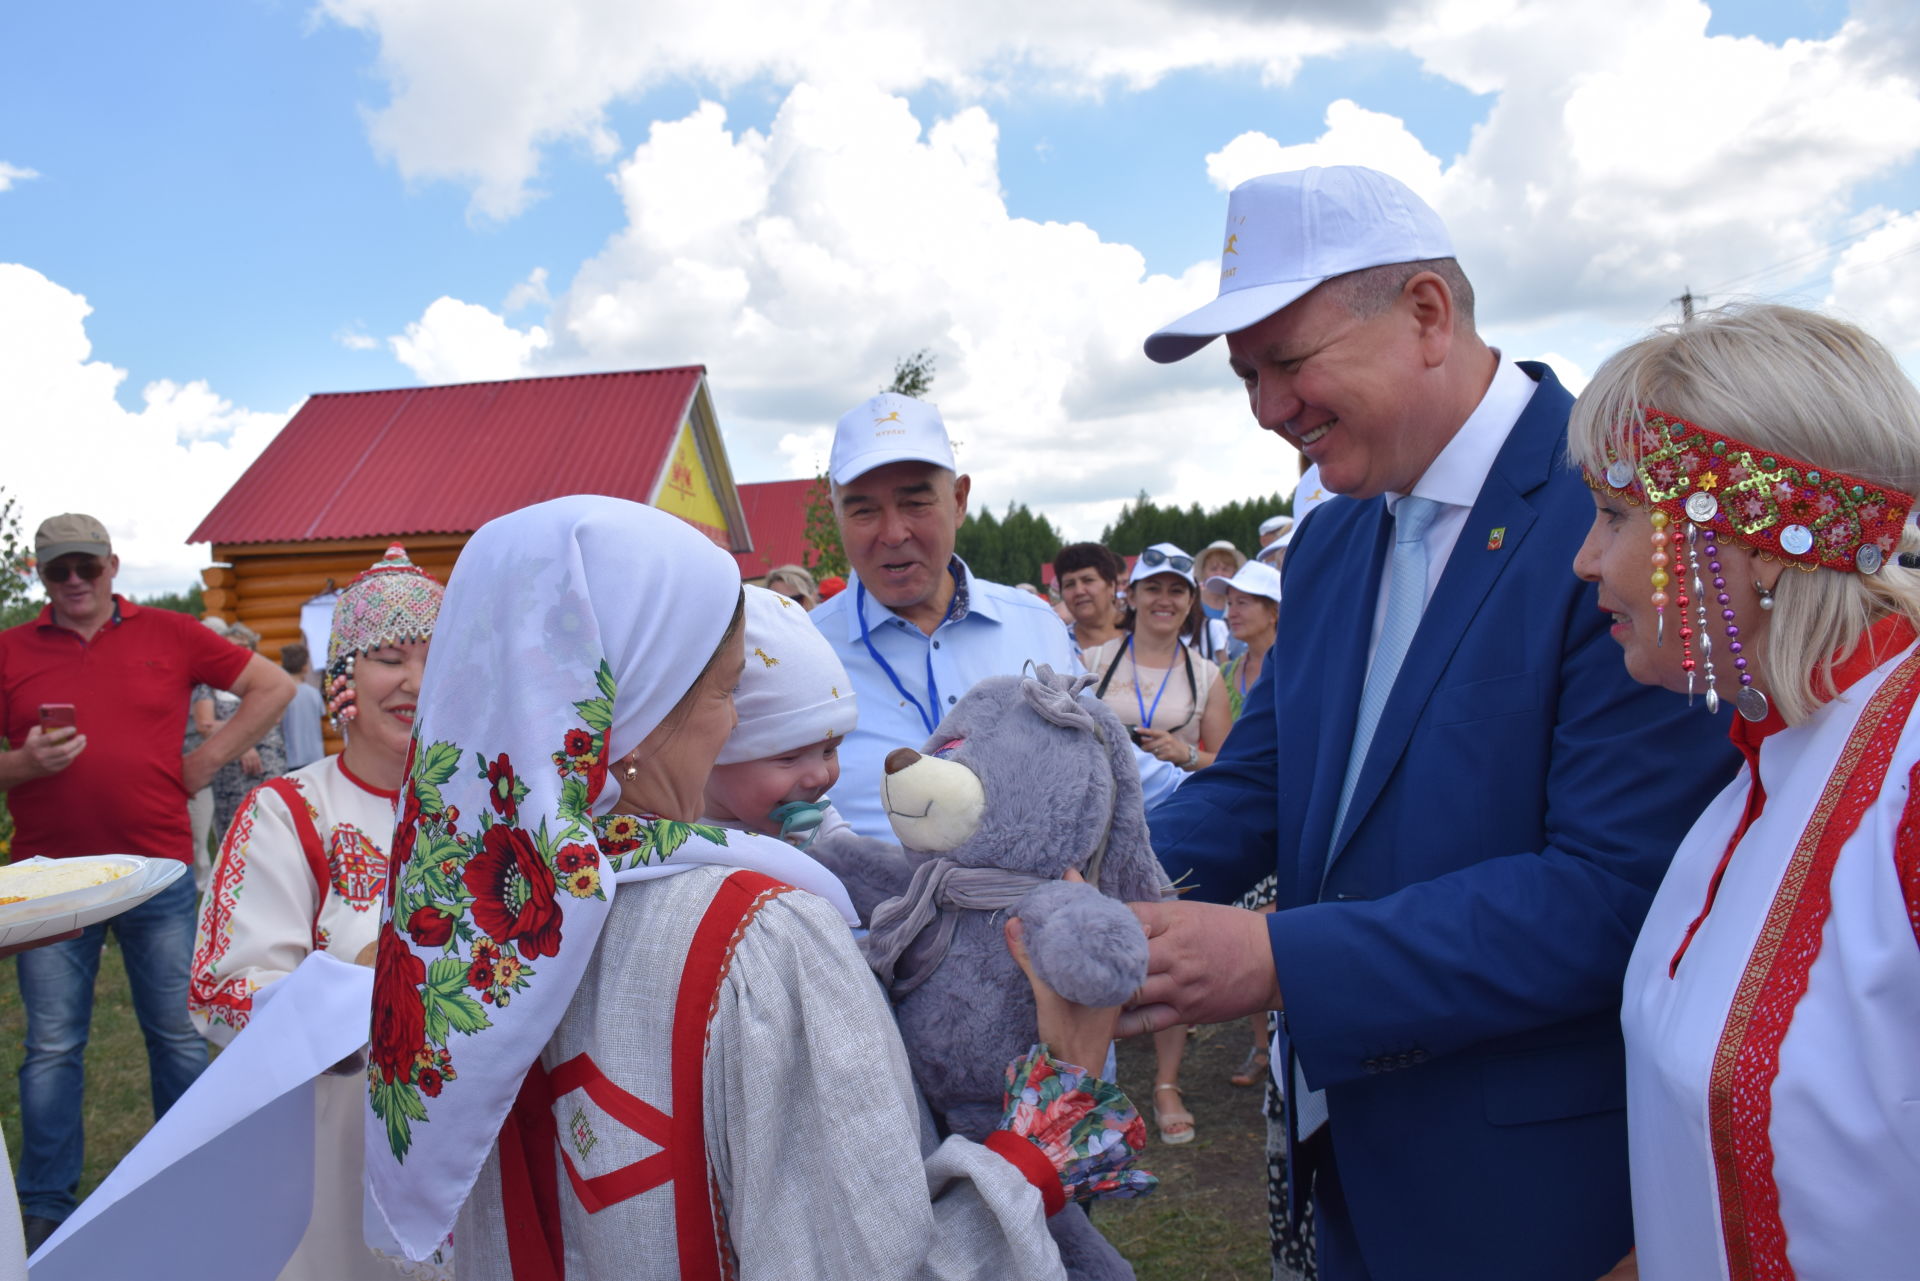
[1019,663,1098,732]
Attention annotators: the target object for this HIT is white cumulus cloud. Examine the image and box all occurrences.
[0,163,38,192]
[388,296,552,383]
[0,264,293,596]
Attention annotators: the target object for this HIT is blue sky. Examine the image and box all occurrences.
[5,0,1916,593]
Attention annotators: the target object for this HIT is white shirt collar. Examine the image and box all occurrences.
[1386,355,1536,515]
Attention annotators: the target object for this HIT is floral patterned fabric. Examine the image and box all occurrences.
[1000,1044,1157,1206]
[363,496,829,1264]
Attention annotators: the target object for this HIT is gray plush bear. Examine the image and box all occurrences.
[812,665,1171,1281]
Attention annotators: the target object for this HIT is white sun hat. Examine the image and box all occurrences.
[1128,542,1197,586]
[828,391,957,486]
[1205,558,1282,604]
[1144,165,1454,365]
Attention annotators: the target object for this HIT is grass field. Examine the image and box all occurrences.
[0,942,1275,1277]
[0,937,167,1201]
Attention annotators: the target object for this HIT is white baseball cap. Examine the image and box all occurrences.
[1205,559,1282,605]
[1257,513,1292,539]
[1128,542,1197,586]
[1278,464,1334,548]
[1144,166,1454,364]
[716,586,859,764]
[829,392,957,486]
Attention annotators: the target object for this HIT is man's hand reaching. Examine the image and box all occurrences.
[1116,898,1284,1037]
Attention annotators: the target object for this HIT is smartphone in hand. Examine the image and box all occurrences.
[38,704,77,737]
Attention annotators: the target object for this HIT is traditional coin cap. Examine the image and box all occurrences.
[328,543,445,671]
[1585,410,1914,574]
[34,512,112,562]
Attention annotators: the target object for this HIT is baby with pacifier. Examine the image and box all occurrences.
[704,587,863,855]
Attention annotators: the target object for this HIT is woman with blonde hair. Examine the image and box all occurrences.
[1570,303,1920,1280]
[763,563,820,610]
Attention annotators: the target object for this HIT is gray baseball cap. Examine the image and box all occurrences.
[35,513,112,562]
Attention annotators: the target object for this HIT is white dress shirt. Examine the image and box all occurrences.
[1368,356,1540,665]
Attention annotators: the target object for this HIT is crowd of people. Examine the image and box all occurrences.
[0,161,1916,1281]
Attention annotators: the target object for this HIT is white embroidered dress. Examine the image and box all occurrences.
[191,754,410,1281]
[1622,629,1920,1281]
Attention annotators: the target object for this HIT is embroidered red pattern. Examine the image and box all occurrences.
[188,800,258,1034]
[1894,759,1920,952]
[1707,649,1920,1279]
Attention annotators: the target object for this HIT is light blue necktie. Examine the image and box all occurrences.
[1294,494,1441,1142]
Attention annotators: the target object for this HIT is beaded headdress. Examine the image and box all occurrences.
[1584,409,1916,722]
[325,544,445,725]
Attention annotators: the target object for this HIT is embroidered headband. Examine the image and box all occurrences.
[327,544,445,673]
[1584,410,1913,575]
[1584,409,1917,724]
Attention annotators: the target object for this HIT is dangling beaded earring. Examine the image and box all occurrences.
[1677,528,1696,700]
[1701,529,1732,716]
[326,654,358,729]
[1755,580,1775,611]
[1649,510,1671,646]
[1689,524,1717,713]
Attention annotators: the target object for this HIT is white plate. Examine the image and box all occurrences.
[0,856,189,949]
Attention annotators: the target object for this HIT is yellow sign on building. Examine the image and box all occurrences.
[654,420,731,544]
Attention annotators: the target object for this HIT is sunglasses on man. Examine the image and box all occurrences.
[1138,548,1194,573]
[41,559,106,584]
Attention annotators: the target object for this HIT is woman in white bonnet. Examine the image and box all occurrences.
[364,496,1153,1280]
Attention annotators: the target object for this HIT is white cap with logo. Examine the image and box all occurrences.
[829,392,957,486]
[1205,558,1282,605]
[1144,165,1453,364]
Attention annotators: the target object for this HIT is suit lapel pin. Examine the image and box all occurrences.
[1487,527,1507,551]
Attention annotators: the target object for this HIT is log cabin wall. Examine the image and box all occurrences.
[201,533,470,755]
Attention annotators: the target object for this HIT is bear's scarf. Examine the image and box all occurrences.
[863,859,1061,996]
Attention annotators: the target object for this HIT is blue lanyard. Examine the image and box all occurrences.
[856,575,959,734]
[1128,634,1178,730]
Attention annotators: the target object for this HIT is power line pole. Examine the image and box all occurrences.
[1672,285,1702,322]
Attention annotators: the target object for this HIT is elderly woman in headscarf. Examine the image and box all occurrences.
[364,497,1152,1281]
[189,544,444,1281]
[1570,304,1920,1281]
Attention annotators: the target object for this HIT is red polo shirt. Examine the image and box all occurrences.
[0,597,250,861]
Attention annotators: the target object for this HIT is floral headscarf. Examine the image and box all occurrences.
[363,496,809,1259]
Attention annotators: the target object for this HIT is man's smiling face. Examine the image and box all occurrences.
[833,461,970,613]
[1225,279,1434,501]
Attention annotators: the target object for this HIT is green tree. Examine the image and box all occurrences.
[955,502,1063,584]
[0,490,42,632]
[1099,490,1292,558]
[804,351,943,577]
[138,584,204,616]
[886,348,936,399]
[801,476,848,579]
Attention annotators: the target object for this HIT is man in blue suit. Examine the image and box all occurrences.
[1124,166,1739,1279]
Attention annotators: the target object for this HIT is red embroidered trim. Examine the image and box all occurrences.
[1707,646,1920,1279]
[261,778,329,950]
[547,1053,674,1212]
[673,870,789,1281]
[984,1129,1067,1218]
[1893,759,1920,953]
[501,1061,564,1281]
[188,800,258,1032]
[336,754,401,801]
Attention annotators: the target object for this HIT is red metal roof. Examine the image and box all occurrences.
[190,368,708,545]
[732,478,818,579]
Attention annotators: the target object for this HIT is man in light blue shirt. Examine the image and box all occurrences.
[277,641,325,770]
[811,391,1181,839]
